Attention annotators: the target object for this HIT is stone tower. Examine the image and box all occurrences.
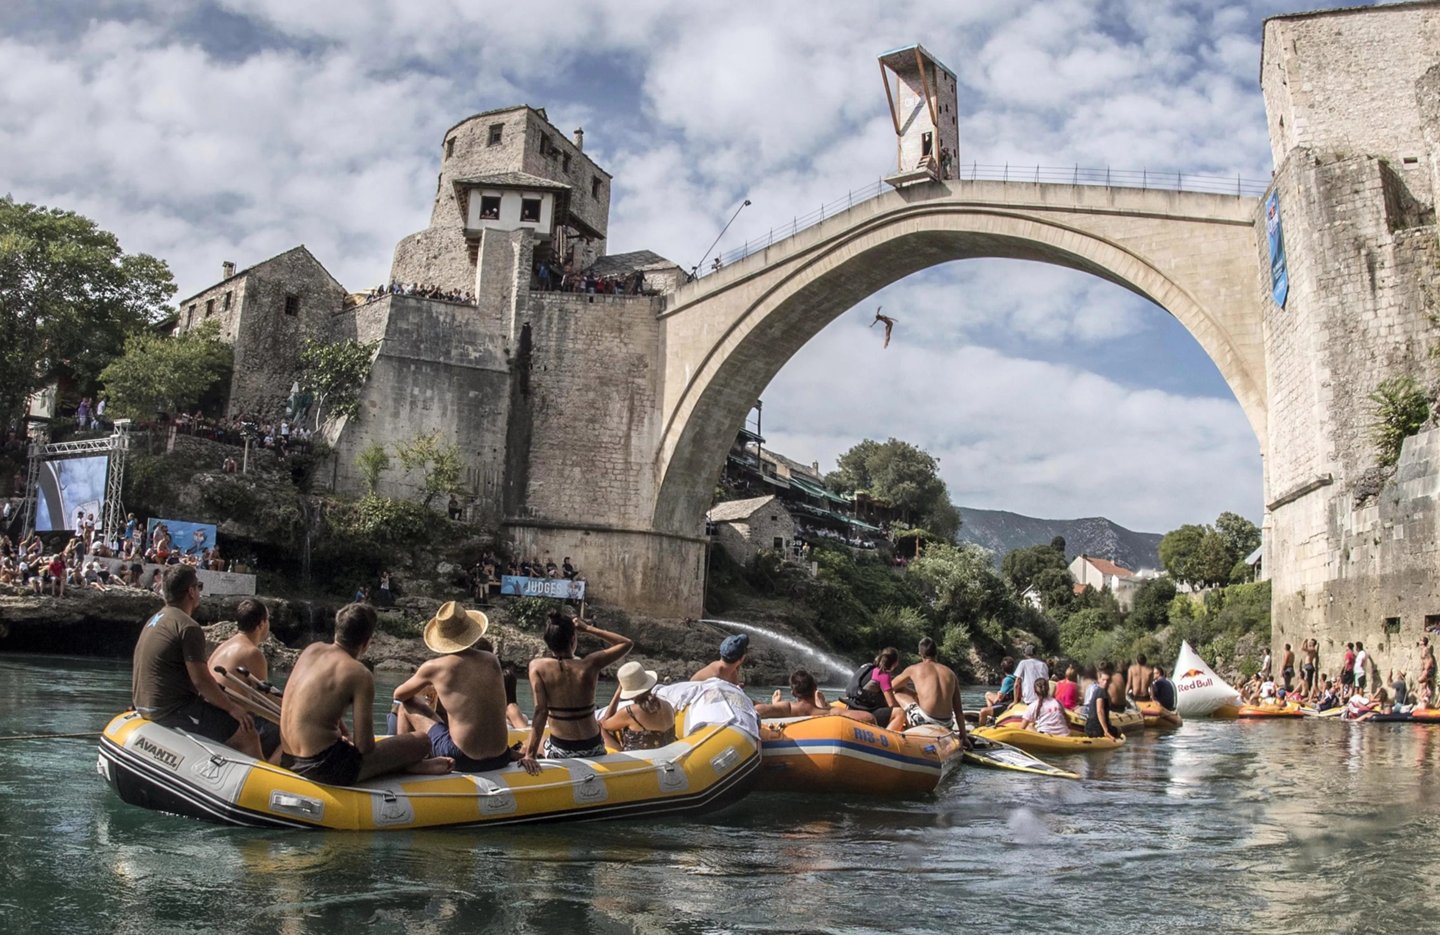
[1258,3,1440,672]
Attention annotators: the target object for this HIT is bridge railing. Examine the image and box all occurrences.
[706,164,1271,272]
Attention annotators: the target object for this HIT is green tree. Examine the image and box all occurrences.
[0,196,175,424]
[99,319,233,419]
[1001,542,1071,594]
[1032,566,1077,613]
[1215,511,1260,566]
[1369,375,1431,467]
[396,430,462,507]
[355,442,391,495]
[825,437,961,540]
[1128,576,1177,631]
[299,338,378,434]
[1159,524,1206,586]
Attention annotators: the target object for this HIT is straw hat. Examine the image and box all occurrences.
[423,601,489,654]
[617,661,658,700]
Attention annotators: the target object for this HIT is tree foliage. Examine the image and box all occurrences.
[825,437,961,540]
[99,319,233,419]
[299,338,377,433]
[395,430,462,507]
[0,196,175,423]
[1369,375,1431,467]
[1160,512,1261,589]
[1215,511,1260,566]
[1001,541,1070,595]
[355,442,390,495]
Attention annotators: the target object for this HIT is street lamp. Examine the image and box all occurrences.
[692,198,752,277]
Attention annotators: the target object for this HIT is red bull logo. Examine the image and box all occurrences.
[1181,668,1205,679]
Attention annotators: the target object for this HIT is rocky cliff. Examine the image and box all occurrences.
[956,506,1162,570]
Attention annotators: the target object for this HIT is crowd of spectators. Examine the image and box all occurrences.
[0,516,254,599]
[454,550,582,604]
[533,260,648,296]
[361,282,476,305]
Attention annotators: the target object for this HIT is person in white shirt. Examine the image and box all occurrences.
[1354,643,1370,693]
[1020,678,1069,736]
[1011,644,1050,706]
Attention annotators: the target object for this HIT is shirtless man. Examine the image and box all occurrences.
[692,634,748,685]
[391,602,514,772]
[885,638,966,742]
[1302,639,1319,694]
[1126,654,1153,702]
[1419,637,1436,703]
[1280,643,1296,692]
[280,603,452,785]
[207,598,280,759]
[754,669,875,722]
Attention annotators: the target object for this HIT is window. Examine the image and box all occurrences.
[204,299,214,317]
[487,123,503,146]
[921,131,933,157]
[561,152,571,172]
[1425,614,1440,634]
[538,135,550,156]
[520,197,542,223]
[591,176,602,198]
[445,137,455,158]
[478,195,501,220]
[773,537,784,550]
[223,291,232,310]
[1384,616,1402,635]
[188,303,197,320]
[284,293,299,316]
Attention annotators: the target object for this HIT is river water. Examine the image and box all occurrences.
[3,653,1438,934]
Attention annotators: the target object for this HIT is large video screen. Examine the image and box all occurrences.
[34,455,108,532]
[147,518,218,556]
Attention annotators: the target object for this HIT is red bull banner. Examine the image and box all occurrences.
[1173,640,1242,717]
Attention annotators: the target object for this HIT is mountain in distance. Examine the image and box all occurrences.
[955,506,1162,571]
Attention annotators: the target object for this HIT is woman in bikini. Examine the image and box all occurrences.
[521,611,633,768]
[600,661,677,751]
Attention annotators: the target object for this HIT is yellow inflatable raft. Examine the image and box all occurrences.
[972,725,1125,754]
[98,680,760,830]
[994,702,1144,734]
[757,715,962,795]
[1136,700,1183,728]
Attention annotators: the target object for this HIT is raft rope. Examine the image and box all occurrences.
[192,723,735,799]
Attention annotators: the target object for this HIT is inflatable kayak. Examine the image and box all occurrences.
[98,680,760,830]
[992,702,1143,734]
[1367,708,1440,723]
[1136,700,1183,728]
[962,734,1079,779]
[757,715,962,795]
[1236,702,1305,718]
[972,725,1125,754]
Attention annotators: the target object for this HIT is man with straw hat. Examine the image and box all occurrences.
[391,601,518,773]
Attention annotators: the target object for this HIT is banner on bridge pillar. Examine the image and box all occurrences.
[500,575,586,601]
[1265,190,1289,309]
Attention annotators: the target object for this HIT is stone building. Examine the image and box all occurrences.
[172,247,345,417]
[1068,554,1139,610]
[1258,4,1440,678]
[707,495,797,566]
[390,105,612,293]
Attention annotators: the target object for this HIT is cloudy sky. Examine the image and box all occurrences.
[1,0,1337,533]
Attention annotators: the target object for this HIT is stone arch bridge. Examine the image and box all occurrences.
[510,177,1269,617]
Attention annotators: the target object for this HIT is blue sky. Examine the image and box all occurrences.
[0,0,1348,532]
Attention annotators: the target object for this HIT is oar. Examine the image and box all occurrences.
[235,666,282,698]
[0,731,99,742]
[215,666,282,720]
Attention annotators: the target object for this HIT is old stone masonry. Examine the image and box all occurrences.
[175,4,1440,670]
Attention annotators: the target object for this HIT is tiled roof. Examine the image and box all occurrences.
[452,171,571,191]
[1081,555,1135,579]
[588,250,681,277]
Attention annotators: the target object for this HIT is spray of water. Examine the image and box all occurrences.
[702,618,855,682]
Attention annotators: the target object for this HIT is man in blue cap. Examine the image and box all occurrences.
[692,633,749,686]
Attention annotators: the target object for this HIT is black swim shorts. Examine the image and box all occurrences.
[155,697,240,745]
[282,739,363,786]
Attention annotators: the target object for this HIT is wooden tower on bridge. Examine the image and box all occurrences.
[878,44,959,188]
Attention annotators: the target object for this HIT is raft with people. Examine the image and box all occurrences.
[98,678,761,831]
[971,724,1125,754]
[755,714,962,795]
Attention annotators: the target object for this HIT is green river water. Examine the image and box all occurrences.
[2,653,1438,934]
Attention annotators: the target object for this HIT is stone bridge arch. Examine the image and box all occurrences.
[652,179,1265,536]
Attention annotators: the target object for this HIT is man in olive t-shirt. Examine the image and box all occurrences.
[132,565,259,758]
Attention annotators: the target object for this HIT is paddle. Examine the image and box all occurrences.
[234,665,283,698]
[214,666,282,722]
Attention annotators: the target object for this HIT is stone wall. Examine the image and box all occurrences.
[326,295,511,524]
[1260,4,1440,668]
[715,506,796,566]
[1262,4,1439,204]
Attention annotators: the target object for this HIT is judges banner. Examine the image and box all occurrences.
[500,575,586,601]
[1265,190,1289,308]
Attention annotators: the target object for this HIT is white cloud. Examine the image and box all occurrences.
[0,0,1287,529]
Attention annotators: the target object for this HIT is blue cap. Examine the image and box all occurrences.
[719,633,750,662]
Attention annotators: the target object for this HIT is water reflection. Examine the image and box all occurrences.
[6,654,1440,933]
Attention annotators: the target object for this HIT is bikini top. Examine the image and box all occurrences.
[543,657,596,721]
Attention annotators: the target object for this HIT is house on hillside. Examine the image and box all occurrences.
[1069,553,1141,610]
[707,495,797,566]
